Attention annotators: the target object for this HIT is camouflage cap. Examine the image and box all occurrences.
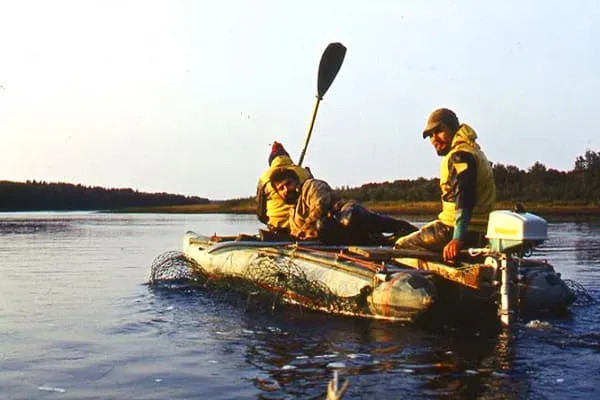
[422,108,459,138]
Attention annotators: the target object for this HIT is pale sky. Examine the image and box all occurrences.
[1,1,598,200]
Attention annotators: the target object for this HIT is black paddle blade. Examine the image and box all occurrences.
[317,42,346,99]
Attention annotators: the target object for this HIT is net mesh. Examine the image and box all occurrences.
[243,255,367,314]
[148,250,369,315]
[563,279,597,306]
[148,250,197,284]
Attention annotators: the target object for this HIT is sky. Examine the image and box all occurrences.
[1,1,599,200]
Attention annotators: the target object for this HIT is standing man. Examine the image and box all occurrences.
[256,141,312,238]
[394,108,496,262]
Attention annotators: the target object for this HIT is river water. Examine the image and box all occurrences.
[1,212,598,399]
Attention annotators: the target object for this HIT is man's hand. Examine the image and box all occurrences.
[443,238,464,262]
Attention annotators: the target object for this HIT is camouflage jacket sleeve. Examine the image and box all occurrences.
[290,179,335,240]
[256,178,268,225]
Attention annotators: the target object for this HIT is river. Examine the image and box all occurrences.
[1,212,598,399]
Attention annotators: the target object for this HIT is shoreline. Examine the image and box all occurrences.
[113,201,600,220]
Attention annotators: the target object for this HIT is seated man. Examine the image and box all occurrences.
[268,168,417,245]
[256,141,312,239]
[394,108,496,262]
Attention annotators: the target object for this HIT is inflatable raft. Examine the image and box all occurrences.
[181,211,575,325]
[182,233,436,321]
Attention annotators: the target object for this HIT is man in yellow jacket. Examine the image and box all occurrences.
[256,142,312,236]
[395,108,496,262]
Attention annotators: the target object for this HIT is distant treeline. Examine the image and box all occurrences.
[1,150,598,212]
[336,150,600,203]
[0,180,209,211]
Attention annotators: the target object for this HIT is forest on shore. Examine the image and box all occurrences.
[0,180,208,211]
[119,149,600,217]
[1,150,598,214]
[338,149,600,204]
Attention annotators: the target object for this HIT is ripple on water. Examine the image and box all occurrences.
[2,214,600,400]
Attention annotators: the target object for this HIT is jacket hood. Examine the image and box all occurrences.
[451,124,480,150]
[269,155,295,169]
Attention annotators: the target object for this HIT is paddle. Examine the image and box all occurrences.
[297,42,347,167]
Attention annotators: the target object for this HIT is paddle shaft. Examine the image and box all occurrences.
[298,96,322,167]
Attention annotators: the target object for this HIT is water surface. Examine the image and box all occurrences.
[1,212,598,399]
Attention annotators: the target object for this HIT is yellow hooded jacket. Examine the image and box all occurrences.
[438,124,496,232]
[256,155,312,230]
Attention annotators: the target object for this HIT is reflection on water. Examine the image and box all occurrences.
[0,218,73,235]
[1,212,599,399]
[146,285,533,399]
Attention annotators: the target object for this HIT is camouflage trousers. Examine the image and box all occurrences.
[393,220,486,253]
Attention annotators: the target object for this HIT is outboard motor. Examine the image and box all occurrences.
[486,210,548,255]
[484,210,549,325]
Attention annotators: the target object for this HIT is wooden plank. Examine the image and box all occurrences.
[347,246,494,290]
[395,257,494,290]
[348,247,444,262]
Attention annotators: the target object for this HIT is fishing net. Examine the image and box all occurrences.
[243,255,367,314]
[148,250,199,284]
[148,250,369,315]
[563,279,597,306]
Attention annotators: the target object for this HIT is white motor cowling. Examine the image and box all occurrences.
[485,210,548,254]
